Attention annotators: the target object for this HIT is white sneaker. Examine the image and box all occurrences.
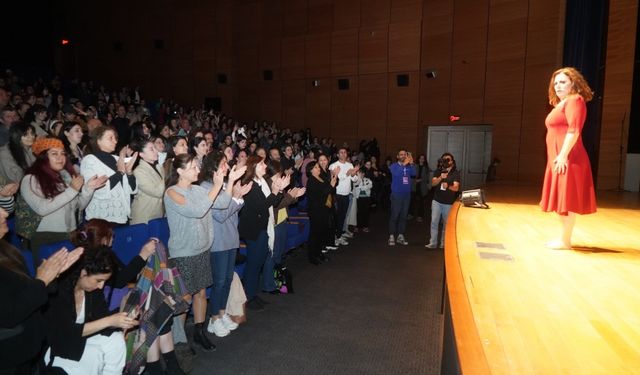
[396,235,408,246]
[342,231,354,239]
[336,237,349,246]
[388,235,395,246]
[221,314,239,331]
[207,317,230,337]
[325,245,338,251]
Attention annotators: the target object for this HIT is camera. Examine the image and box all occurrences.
[437,158,450,172]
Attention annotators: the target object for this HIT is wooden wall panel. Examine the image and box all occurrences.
[331,29,358,76]
[260,80,282,122]
[359,74,389,154]
[359,26,389,74]
[361,0,391,26]
[391,0,423,24]
[308,0,334,33]
[450,0,489,124]
[483,0,528,182]
[282,79,306,129]
[283,0,308,36]
[305,79,331,132]
[419,0,453,126]
[331,75,358,144]
[259,39,282,78]
[260,0,283,39]
[598,0,638,189]
[389,22,421,72]
[305,33,332,78]
[234,2,259,48]
[519,0,565,183]
[388,71,420,153]
[333,0,360,30]
[281,36,306,80]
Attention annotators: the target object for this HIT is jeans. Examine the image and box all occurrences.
[262,223,288,292]
[429,200,452,247]
[243,230,269,300]
[208,249,237,315]
[335,194,350,237]
[388,192,411,236]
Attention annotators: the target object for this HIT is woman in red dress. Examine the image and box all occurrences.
[540,67,597,249]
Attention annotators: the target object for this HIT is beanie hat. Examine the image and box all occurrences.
[31,137,64,156]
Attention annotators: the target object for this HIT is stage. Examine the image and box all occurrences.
[442,184,640,374]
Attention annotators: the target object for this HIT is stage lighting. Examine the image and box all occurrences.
[461,189,489,209]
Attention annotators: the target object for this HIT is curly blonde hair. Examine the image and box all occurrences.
[548,67,594,106]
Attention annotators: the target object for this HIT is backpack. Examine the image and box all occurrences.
[15,193,42,240]
[273,264,294,294]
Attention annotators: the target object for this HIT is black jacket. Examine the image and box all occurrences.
[238,180,283,241]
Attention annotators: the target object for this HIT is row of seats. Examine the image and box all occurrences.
[6,209,310,280]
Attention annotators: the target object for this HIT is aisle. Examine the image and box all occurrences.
[192,210,444,375]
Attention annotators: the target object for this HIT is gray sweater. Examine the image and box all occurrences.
[201,181,243,252]
[164,184,232,258]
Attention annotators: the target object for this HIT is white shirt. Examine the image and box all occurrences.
[329,160,358,196]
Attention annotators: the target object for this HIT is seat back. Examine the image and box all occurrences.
[112,224,149,264]
[147,217,170,248]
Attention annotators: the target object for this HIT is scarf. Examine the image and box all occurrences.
[255,177,275,252]
[122,241,189,374]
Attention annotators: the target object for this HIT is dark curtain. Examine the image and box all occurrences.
[562,0,609,185]
[628,8,640,154]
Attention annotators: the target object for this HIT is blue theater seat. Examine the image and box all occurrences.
[112,223,149,264]
[147,217,170,248]
[39,240,75,262]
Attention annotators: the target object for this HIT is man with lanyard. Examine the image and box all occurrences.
[388,149,416,246]
[425,152,460,249]
[329,147,359,245]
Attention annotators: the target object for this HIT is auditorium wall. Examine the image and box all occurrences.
[61,0,636,186]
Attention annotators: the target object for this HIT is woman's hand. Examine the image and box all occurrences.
[139,238,158,260]
[228,165,247,183]
[331,166,341,177]
[0,182,19,197]
[124,152,139,175]
[109,312,139,330]
[86,175,109,190]
[213,168,225,186]
[70,175,84,191]
[553,155,568,174]
[232,180,252,198]
[36,247,84,286]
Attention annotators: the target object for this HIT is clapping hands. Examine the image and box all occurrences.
[36,247,84,286]
[232,180,252,198]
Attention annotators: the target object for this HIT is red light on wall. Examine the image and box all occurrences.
[449,115,461,122]
[61,39,70,46]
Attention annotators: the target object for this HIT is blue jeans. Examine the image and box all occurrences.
[208,249,237,315]
[243,230,269,300]
[388,192,411,236]
[262,222,288,292]
[429,200,452,247]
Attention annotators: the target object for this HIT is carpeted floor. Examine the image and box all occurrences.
[191,210,444,375]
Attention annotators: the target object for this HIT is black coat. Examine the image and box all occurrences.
[238,180,283,241]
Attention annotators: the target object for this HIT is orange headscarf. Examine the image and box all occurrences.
[31,137,64,156]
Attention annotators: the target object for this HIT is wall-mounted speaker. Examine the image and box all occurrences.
[397,74,409,87]
[426,70,437,79]
[312,80,320,87]
[204,97,222,111]
[154,40,164,50]
[338,79,349,90]
[217,74,228,84]
[263,70,273,81]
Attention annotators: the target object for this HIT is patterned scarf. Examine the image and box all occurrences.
[122,241,189,375]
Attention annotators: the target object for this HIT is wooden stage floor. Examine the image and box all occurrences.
[445,184,640,374]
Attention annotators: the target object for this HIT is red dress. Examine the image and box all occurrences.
[540,95,597,215]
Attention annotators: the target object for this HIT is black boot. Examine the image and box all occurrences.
[144,360,164,375]
[193,323,216,352]
[162,350,186,375]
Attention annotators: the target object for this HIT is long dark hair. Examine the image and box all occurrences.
[241,155,264,185]
[166,136,187,159]
[189,136,206,157]
[0,239,29,278]
[59,121,83,165]
[62,245,117,289]
[199,150,226,184]
[167,153,195,187]
[8,122,35,171]
[25,148,77,199]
